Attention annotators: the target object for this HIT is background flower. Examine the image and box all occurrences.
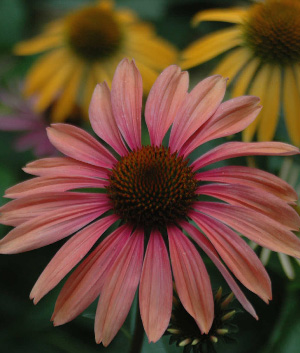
[181,0,300,145]
[14,0,177,122]
[1,59,300,348]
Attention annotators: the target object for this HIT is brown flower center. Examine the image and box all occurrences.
[243,0,300,64]
[65,6,122,60]
[107,146,197,228]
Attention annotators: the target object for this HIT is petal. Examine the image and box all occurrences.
[145,65,189,146]
[0,202,109,254]
[95,228,144,346]
[181,95,261,156]
[283,66,300,146]
[5,176,108,199]
[192,8,247,26]
[89,83,128,156]
[169,75,227,154]
[195,165,298,202]
[181,27,242,69]
[0,192,109,226]
[111,59,142,150]
[14,34,63,55]
[52,224,132,325]
[168,225,214,333]
[180,221,257,318]
[23,157,108,179]
[197,183,300,230]
[190,211,271,302]
[194,202,300,258]
[139,230,172,342]
[192,141,300,171]
[47,124,116,168]
[31,214,118,304]
[232,58,260,98]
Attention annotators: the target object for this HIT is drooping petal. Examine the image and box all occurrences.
[197,183,300,230]
[181,27,242,69]
[195,165,298,202]
[47,124,116,168]
[190,210,272,302]
[192,141,299,170]
[23,157,108,179]
[169,75,227,154]
[95,228,144,346]
[5,175,108,199]
[0,201,109,254]
[232,57,260,98]
[139,230,172,342]
[31,214,118,304]
[168,225,214,333]
[111,59,142,150]
[14,34,63,55]
[180,220,257,318]
[194,202,300,258]
[145,65,189,146]
[181,95,261,156]
[191,8,247,26]
[52,225,132,326]
[89,83,128,156]
[0,192,109,226]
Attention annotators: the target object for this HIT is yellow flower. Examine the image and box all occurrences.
[15,0,177,122]
[181,0,300,145]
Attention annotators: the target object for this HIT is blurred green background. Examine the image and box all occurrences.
[1,0,300,352]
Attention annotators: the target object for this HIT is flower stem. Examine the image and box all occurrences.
[129,304,144,353]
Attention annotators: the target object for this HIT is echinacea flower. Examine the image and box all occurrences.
[0,84,56,157]
[181,0,300,145]
[14,0,177,122]
[1,59,300,346]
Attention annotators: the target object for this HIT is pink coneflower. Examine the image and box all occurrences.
[0,85,56,157]
[1,59,300,346]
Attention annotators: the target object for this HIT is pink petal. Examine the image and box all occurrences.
[0,192,109,226]
[180,220,258,318]
[139,230,172,342]
[168,225,214,333]
[145,65,189,146]
[47,124,116,168]
[23,157,108,179]
[89,83,128,156]
[196,165,298,202]
[52,225,132,325]
[181,96,261,156]
[194,202,300,258]
[192,142,300,171]
[111,59,142,150]
[197,183,300,230]
[0,201,110,253]
[31,214,118,304]
[95,228,144,346]
[5,176,109,199]
[190,211,271,302]
[169,75,227,153]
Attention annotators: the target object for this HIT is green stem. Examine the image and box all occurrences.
[129,304,144,353]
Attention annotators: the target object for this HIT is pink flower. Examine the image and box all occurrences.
[1,59,300,346]
[0,85,56,157]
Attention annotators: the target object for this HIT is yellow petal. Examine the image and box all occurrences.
[283,66,300,146]
[242,65,271,142]
[82,68,98,119]
[213,47,251,82]
[232,57,260,97]
[133,60,158,93]
[93,63,112,87]
[257,65,281,141]
[24,49,70,96]
[14,34,63,55]
[35,57,76,113]
[181,27,242,69]
[51,61,85,122]
[192,8,247,26]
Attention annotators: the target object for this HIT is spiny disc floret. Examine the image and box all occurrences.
[65,6,122,60]
[107,146,197,228]
[243,0,300,64]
